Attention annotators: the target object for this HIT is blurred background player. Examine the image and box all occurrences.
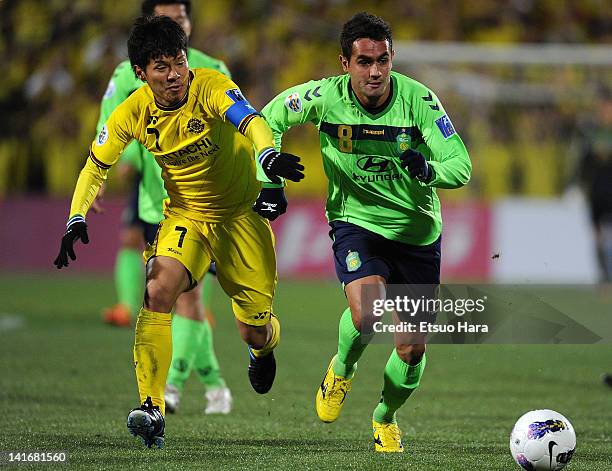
[571,86,612,387]
[569,84,612,388]
[262,12,470,452]
[572,86,612,290]
[97,0,232,414]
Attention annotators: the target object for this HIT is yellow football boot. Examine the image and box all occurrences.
[315,355,353,423]
[372,420,404,453]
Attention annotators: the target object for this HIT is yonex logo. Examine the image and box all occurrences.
[254,311,269,320]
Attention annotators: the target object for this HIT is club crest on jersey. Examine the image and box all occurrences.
[435,115,456,139]
[284,93,302,113]
[97,125,108,146]
[226,88,246,103]
[186,117,205,133]
[396,130,411,152]
[346,251,362,272]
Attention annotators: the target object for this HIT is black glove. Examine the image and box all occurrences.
[253,187,288,221]
[259,148,304,184]
[53,219,89,269]
[400,149,433,182]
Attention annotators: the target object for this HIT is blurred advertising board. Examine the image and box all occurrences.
[0,197,596,282]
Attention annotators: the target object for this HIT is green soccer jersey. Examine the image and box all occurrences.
[96,48,231,224]
[262,71,471,245]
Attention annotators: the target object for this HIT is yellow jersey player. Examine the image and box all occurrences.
[53,15,304,449]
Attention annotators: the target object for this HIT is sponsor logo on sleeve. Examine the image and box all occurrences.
[435,115,456,139]
[97,125,109,146]
[284,92,303,113]
[225,88,246,103]
[254,310,270,320]
[103,80,115,99]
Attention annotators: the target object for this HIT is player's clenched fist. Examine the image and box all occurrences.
[253,187,288,221]
[400,149,433,182]
[258,148,305,184]
[53,218,89,269]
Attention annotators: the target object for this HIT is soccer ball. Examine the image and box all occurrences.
[510,409,576,470]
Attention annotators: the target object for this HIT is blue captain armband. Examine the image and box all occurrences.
[227,102,259,132]
[225,88,260,131]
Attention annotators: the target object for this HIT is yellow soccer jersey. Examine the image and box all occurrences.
[90,68,265,221]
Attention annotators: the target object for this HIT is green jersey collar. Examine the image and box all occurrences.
[347,74,397,120]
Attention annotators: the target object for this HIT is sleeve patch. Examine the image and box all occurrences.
[103,80,116,99]
[435,115,456,139]
[284,93,302,113]
[97,125,109,146]
[225,88,246,103]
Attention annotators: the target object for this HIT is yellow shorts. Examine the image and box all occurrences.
[144,210,277,326]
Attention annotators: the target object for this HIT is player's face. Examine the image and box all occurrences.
[136,51,190,107]
[341,38,394,108]
[154,4,192,38]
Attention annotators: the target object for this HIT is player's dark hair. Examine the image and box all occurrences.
[128,15,188,71]
[141,0,191,17]
[340,12,393,60]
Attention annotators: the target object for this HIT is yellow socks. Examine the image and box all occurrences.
[133,308,172,415]
[251,314,280,358]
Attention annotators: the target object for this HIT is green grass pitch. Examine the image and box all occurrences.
[0,274,610,470]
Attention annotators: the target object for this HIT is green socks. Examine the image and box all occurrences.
[114,248,143,315]
[333,308,369,379]
[200,272,214,310]
[166,314,205,390]
[373,349,427,423]
[194,319,226,389]
[167,275,226,390]
[332,307,427,422]
[167,313,226,390]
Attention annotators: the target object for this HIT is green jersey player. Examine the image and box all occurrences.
[98,0,232,415]
[261,12,471,452]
